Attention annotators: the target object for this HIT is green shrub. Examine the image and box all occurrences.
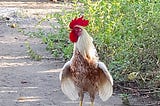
[40,0,160,98]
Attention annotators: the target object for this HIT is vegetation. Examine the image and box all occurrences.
[25,42,42,61]
[33,0,160,100]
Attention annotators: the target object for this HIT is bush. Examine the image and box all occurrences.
[40,0,160,99]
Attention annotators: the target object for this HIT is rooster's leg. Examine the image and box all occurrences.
[79,101,82,106]
[90,93,95,106]
[90,102,94,106]
[79,92,84,106]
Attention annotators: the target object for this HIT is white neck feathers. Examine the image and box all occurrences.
[74,28,98,61]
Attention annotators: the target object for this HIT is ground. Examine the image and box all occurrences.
[0,1,154,106]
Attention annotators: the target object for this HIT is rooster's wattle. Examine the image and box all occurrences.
[59,16,113,106]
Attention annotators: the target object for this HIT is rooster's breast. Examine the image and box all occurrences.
[70,50,99,92]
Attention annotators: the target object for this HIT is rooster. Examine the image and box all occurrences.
[59,16,113,106]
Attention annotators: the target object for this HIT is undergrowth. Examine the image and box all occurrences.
[25,42,42,61]
[32,0,160,99]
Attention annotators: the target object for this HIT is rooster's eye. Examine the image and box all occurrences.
[73,27,82,37]
[74,27,82,32]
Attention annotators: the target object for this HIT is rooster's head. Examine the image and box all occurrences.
[69,16,89,43]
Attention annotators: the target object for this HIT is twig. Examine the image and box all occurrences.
[139,90,160,95]
[117,84,136,91]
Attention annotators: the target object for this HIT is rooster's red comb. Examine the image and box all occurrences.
[69,16,89,29]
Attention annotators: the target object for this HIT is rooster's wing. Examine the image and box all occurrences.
[97,62,113,101]
[59,61,79,100]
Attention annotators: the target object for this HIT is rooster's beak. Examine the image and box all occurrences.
[68,29,72,31]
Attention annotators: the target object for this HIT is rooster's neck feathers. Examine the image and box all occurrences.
[72,28,98,62]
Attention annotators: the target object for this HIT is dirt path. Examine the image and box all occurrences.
[0,1,126,106]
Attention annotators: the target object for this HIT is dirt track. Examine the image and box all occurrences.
[0,1,140,106]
